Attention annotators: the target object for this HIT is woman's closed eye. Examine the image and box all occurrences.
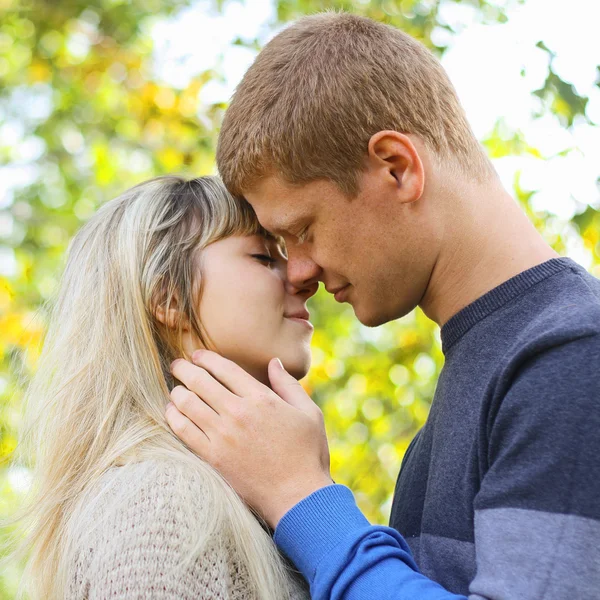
[252,253,276,265]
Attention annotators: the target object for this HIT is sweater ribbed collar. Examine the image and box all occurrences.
[440,257,576,354]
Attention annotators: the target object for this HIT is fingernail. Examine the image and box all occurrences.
[274,358,283,370]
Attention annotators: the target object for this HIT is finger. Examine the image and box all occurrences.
[171,359,236,414]
[165,402,211,458]
[191,349,265,397]
[170,385,220,433]
[268,358,315,413]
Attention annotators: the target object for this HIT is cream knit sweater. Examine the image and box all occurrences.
[66,459,311,599]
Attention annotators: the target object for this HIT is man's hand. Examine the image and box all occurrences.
[165,350,334,528]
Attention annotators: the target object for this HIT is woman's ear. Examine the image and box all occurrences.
[154,306,182,330]
[153,296,190,332]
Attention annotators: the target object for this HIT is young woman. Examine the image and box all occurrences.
[4,176,314,599]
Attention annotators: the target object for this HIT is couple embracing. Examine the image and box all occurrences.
[8,12,600,600]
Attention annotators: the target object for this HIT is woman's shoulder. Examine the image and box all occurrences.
[73,458,220,547]
[97,457,208,499]
[68,458,242,599]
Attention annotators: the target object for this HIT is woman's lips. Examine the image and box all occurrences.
[286,316,314,330]
[285,309,310,320]
[284,310,313,330]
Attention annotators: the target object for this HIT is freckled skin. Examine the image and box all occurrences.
[244,132,557,329]
[245,135,439,328]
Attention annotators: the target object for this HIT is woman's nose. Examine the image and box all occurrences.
[286,278,319,300]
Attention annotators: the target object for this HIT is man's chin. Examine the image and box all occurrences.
[353,299,411,328]
[352,302,389,328]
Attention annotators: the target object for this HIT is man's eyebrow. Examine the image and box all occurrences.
[268,215,305,236]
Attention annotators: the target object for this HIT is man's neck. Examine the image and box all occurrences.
[420,179,559,327]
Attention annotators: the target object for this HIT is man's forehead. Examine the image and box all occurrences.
[254,205,306,237]
[245,185,309,235]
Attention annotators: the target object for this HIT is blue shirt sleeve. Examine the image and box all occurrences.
[273,484,467,600]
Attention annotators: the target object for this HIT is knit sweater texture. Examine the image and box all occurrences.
[66,459,310,599]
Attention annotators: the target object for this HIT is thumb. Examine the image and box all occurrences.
[268,358,312,412]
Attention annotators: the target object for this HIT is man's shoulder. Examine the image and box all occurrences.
[480,266,600,435]
[494,312,600,409]
[487,297,600,444]
[505,263,600,360]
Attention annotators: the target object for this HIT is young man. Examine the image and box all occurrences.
[166,13,600,600]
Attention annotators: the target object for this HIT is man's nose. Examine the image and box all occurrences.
[285,254,321,298]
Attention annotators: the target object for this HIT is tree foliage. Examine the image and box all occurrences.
[1,0,599,595]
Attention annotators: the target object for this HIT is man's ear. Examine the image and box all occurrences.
[367,130,425,204]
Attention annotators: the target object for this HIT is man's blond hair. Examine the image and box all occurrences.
[217,12,494,197]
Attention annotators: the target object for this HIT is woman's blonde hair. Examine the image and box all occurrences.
[1,175,293,599]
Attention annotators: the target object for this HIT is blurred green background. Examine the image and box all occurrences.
[1,0,599,595]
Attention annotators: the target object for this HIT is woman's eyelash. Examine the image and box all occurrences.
[252,254,276,264]
[296,226,309,243]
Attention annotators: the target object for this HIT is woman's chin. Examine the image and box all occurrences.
[281,356,311,381]
[235,352,311,385]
